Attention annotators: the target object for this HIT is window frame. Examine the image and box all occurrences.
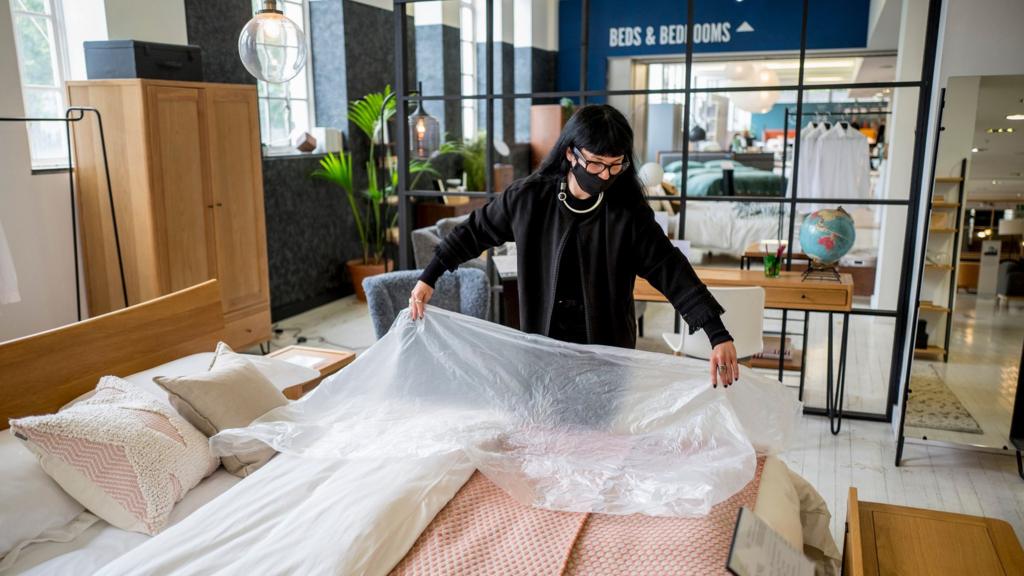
[459,0,476,139]
[9,0,72,169]
[254,0,317,155]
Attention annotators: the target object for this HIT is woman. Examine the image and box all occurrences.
[410,105,739,387]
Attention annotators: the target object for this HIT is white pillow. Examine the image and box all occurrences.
[0,432,84,560]
[120,352,319,407]
[10,377,218,535]
[1,350,316,553]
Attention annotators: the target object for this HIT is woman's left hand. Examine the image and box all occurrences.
[709,341,739,388]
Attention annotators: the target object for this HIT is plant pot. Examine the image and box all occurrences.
[347,258,393,302]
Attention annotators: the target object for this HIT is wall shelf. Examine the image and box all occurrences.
[915,157,967,364]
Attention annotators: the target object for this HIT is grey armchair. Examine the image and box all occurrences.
[362,268,490,339]
[997,259,1024,298]
[411,215,488,271]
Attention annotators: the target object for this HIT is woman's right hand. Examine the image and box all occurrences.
[409,281,434,320]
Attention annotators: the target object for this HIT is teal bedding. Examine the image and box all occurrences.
[664,161,782,197]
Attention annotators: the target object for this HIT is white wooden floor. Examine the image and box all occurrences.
[905,293,1024,448]
[274,294,1024,548]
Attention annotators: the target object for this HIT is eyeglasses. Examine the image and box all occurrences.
[573,147,629,176]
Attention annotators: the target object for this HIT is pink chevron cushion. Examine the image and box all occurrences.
[10,376,218,535]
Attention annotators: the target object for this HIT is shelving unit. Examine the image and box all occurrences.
[914,158,967,362]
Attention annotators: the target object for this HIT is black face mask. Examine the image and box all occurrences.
[570,161,620,197]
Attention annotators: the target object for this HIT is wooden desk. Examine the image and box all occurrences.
[740,241,810,270]
[634,267,853,312]
[845,488,1024,576]
[636,267,854,434]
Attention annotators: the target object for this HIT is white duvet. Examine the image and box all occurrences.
[94,453,474,576]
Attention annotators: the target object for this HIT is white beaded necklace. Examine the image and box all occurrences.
[557,180,604,214]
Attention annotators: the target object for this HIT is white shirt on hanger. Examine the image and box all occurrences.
[788,122,826,200]
[809,123,870,212]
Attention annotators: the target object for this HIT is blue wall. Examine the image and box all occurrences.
[557,0,870,95]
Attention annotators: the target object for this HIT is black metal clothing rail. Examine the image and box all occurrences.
[0,107,127,321]
[392,0,945,429]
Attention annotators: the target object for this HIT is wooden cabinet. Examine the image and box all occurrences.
[68,79,270,349]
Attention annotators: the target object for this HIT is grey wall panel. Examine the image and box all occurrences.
[183,0,254,85]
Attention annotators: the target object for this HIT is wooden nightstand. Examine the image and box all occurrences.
[267,345,356,400]
[845,488,1024,575]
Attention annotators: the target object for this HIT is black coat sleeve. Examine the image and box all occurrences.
[633,203,729,337]
[431,181,519,273]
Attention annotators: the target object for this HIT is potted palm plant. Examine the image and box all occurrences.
[314,86,438,301]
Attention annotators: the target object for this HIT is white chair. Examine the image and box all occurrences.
[662,286,765,360]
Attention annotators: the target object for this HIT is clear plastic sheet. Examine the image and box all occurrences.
[211,306,800,517]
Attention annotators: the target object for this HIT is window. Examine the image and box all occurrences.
[9,0,70,168]
[459,0,476,138]
[253,0,315,152]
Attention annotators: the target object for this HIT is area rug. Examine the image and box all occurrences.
[905,363,983,434]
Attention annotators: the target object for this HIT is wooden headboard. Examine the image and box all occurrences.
[0,280,224,428]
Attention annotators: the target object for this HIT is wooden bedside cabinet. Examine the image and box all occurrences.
[268,345,356,400]
[844,488,1024,576]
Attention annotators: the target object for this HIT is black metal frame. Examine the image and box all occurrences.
[0,107,127,320]
[392,0,945,430]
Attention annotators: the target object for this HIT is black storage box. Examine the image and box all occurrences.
[84,40,203,82]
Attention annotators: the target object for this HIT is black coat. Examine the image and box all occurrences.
[433,176,725,349]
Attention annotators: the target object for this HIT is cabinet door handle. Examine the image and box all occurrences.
[216,202,224,207]
[206,204,214,208]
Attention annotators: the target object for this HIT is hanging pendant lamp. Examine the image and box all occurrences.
[238,0,307,84]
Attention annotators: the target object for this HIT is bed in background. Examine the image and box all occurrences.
[656,151,783,198]
[1,281,842,575]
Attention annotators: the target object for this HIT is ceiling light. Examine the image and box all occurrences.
[987,127,1016,133]
[971,147,980,153]
[1007,114,1024,121]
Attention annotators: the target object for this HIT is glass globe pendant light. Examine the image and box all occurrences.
[238,0,307,84]
[408,82,440,159]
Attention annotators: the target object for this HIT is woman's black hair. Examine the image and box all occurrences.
[526,104,645,203]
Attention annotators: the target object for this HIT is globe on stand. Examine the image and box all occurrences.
[798,207,856,282]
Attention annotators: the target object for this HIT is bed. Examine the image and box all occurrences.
[1,280,842,575]
[658,156,784,199]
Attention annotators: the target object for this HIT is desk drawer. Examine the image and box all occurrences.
[769,286,849,309]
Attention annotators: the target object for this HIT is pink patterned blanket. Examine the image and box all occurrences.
[391,458,766,576]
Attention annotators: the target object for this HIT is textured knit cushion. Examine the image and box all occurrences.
[154,342,288,477]
[9,376,218,535]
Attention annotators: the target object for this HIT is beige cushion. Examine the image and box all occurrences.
[753,456,804,551]
[155,342,288,477]
[9,377,218,535]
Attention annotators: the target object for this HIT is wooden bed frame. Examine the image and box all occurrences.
[0,280,224,429]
